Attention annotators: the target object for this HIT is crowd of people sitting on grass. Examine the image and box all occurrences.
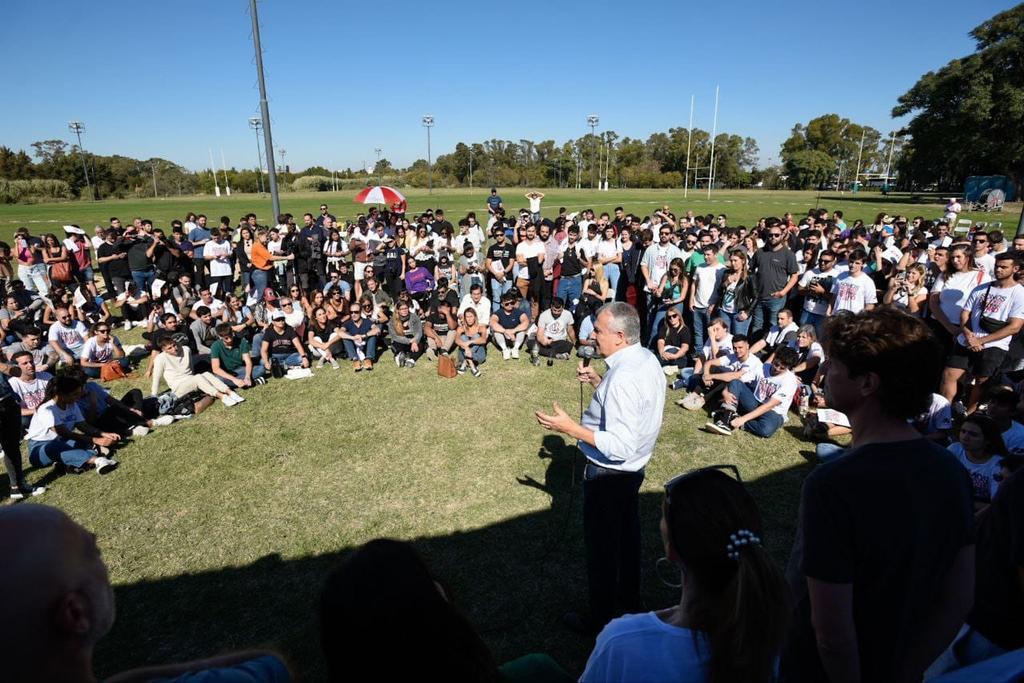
[1,192,1023,680]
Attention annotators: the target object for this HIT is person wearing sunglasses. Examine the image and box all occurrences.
[781,309,974,683]
[797,249,839,336]
[749,219,799,339]
[582,465,789,683]
[535,302,666,636]
[78,323,130,379]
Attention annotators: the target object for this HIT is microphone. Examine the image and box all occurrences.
[582,356,591,368]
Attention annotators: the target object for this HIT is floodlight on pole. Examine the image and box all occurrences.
[278,147,287,174]
[422,115,434,195]
[249,0,280,220]
[67,121,93,200]
[587,114,599,189]
[375,147,383,186]
[248,117,265,195]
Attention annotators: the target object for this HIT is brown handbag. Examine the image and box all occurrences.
[437,354,457,379]
[100,360,127,381]
[50,261,73,283]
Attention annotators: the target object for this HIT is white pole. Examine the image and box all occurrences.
[884,131,896,186]
[837,159,845,194]
[209,148,221,197]
[854,130,866,192]
[220,149,232,196]
[684,95,694,199]
[707,85,719,200]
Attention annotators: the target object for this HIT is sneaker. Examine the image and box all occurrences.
[330,359,339,369]
[531,355,540,367]
[511,348,520,359]
[457,360,467,375]
[471,366,481,378]
[502,349,512,361]
[705,416,734,435]
[404,358,417,368]
[9,484,45,500]
[229,391,245,404]
[395,352,405,367]
[663,366,680,377]
[680,393,706,411]
[316,357,325,369]
[222,395,237,407]
[555,352,570,361]
[426,347,437,361]
[94,457,119,474]
[152,415,175,427]
[670,377,687,391]
[254,376,267,385]
[363,359,373,371]
[124,320,132,331]
[547,359,554,367]
[130,425,150,438]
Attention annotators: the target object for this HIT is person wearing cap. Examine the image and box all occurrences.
[260,312,309,371]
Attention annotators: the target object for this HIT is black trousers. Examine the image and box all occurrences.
[0,397,25,489]
[583,465,644,627]
[536,339,573,357]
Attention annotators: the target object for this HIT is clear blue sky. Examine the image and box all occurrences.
[1,0,1014,173]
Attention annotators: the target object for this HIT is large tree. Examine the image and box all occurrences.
[893,4,1024,193]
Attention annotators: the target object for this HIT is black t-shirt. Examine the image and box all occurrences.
[560,243,584,278]
[262,325,298,355]
[782,438,974,682]
[657,321,692,349]
[153,241,177,273]
[98,241,132,278]
[126,236,154,271]
[486,242,515,270]
[383,246,406,274]
[752,246,798,298]
[968,469,1024,650]
[428,289,460,311]
[425,308,453,335]
[432,220,453,235]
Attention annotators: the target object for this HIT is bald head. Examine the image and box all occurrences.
[0,505,114,678]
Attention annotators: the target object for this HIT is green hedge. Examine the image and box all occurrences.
[0,178,73,204]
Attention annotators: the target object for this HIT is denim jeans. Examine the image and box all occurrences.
[251,269,270,301]
[29,438,93,469]
[725,379,784,438]
[233,364,266,381]
[489,278,513,311]
[19,263,49,295]
[603,264,620,300]
[660,346,689,369]
[800,310,826,337]
[342,336,377,360]
[692,308,711,352]
[718,309,752,336]
[556,275,583,312]
[815,443,846,463]
[457,335,487,363]
[750,297,787,339]
[924,624,1008,679]
[131,268,156,297]
[272,351,303,368]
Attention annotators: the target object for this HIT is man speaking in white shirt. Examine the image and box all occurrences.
[535,302,666,635]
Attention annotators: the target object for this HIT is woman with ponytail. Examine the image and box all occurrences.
[582,465,789,683]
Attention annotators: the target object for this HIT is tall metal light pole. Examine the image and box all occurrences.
[468,145,473,188]
[422,115,434,194]
[250,0,280,219]
[587,114,599,189]
[374,147,383,186]
[151,161,159,198]
[248,117,265,194]
[67,121,93,200]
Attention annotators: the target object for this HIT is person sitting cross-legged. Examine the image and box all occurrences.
[424,299,458,360]
[678,334,764,412]
[152,337,244,408]
[261,311,310,372]
[531,297,575,367]
[339,301,381,371]
[455,307,489,377]
[490,291,529,360]
[389,300,424,368]
[706,345,799,438]
[210,322,265,390]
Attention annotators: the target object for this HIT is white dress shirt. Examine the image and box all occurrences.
[580,343,666,471]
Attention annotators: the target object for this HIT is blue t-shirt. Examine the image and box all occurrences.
[487,194,503,211]
[188,228,212,259]
[343,317,373,336]
[153,654,290,683]
[581,612,710,683]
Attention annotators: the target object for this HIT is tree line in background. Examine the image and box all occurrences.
[1,4,1019,203]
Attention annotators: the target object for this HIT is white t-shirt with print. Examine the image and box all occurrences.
[725,353,764,385]
[537,309,574,342]
[932,269,990,325]
[947,443,1001,502]
[26,398,84,442]
[830,271,877,313]
[913,393,953,435]
[701,333,734,361]
[48,320,88,353]
[10,372,53,411]
[752,369,798,420]
[957,282,1024,351]
[79,336,119,363]
[205,239,233,277]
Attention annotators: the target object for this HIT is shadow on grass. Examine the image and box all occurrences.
[92,436,813,681]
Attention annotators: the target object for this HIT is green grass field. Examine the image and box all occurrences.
[1,188,1008,680]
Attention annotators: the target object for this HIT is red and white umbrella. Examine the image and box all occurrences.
[353,185,406,205]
